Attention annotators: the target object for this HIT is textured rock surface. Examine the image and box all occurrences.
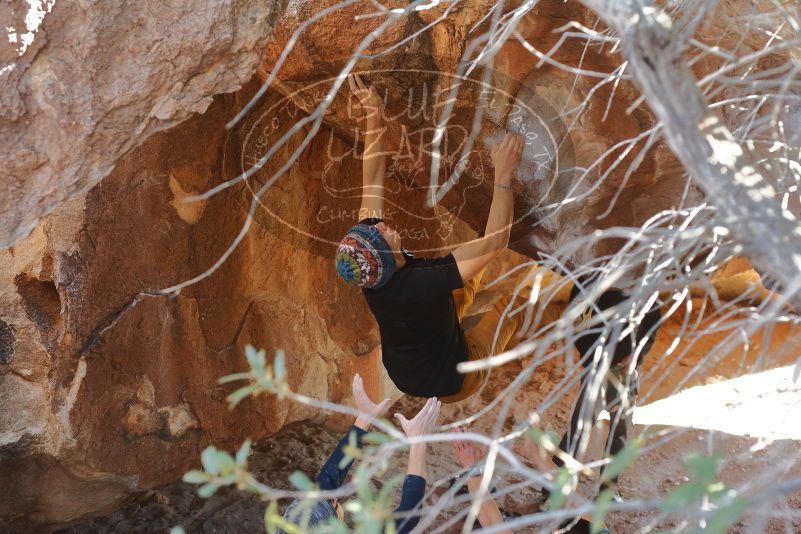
[0,0,287,247]
[62,305,801,534]
[1,81,463,530]
[261,0,703,268]
[261,0,799,270]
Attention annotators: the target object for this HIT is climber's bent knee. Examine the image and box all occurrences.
[439,340,487,404]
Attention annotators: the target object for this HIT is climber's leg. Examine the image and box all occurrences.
[453,268,485,321]
[441,268,541,404]
[552,368,601,470]
[599,366,638,493]
[443,267,565,404]
[439,337,487,404]
[463,292,526,361]
[538,366,604,503]
[462,265,554,358]
[438,269,487,404]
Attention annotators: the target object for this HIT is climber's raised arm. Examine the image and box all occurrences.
[348,74,387,221]
[452,133,523,282]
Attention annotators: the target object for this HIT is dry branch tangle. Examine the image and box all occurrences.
[1,0,800,531]
[579,0,801,304]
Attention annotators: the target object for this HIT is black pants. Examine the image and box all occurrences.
[552,364,638,491]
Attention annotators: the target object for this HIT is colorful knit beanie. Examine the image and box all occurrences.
[335,223,397,288]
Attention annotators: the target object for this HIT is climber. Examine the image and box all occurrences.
[551,275,663,499]
[451,428,614,534]
[280,373,440,533]
[450,428,515,533]
[335,73,527,403]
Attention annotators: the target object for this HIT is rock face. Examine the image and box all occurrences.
[0,0,796,531]
[0,76,477,530]
[0,0,287,248]
[262,0,704,268]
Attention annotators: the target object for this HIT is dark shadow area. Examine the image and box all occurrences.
[0,319,14,364]
[14,274,63,350]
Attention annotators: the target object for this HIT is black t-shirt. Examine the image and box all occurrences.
[569,283,662,367]
[363,251,468,397]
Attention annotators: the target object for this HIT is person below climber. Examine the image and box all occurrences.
[334,73,527,403]
[450,427,516,533]
[550,275,663,500]
[280,373,440,533]
[451,427,615,534]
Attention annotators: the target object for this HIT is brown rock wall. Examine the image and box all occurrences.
[260,0,706,270]
[2,82,457,530]
[0,0,288,248]
[1,0,798,530]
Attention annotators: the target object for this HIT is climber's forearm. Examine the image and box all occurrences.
[359,113,386,220]
[406,443,427,478]
[481,183,513,254]
[363,113,386,183]
[452,183,513,281]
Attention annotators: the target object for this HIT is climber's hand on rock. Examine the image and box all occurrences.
[491,133,524,186]
[395,397,441,438]
[352,373,391,430]
[348,73,383,120]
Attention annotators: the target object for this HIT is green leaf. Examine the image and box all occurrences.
[602,436,642,484]
[339,452,357,470]
[264,500,287,534]
[355,464,375,503]
[321,516,348,534]
[340,435,362,468]
[245,345,266,372]
[182,470,208,484]
[359,516,383,534]
[289,470,313,491]
[201,446,221,475]
[663,481,707,511]
[662,453,726,512]
[705,497,750,534]
[591,489,614,534]
[236,439,252,465]
[212,450,235,472]
[527,428,560,450]
[218,372,252,384]
[274,350,286,382]
[377,474,404,502]
[227,384,259,408]
[265,500,306,534]
[707,481,728,500]
[197,482,220,498]
[343,498,363,513]
[363,431,392,445]
[684,453,722,485]
[546,467,572,510]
